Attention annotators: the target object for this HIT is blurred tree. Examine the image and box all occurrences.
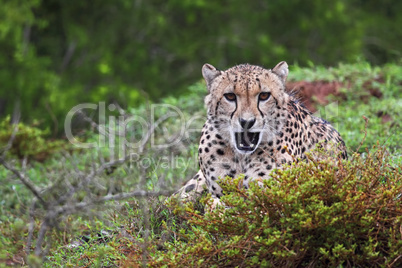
[353,0,402,63]
[0,0,55,123]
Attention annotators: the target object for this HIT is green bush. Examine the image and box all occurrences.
[154,146,402,267]
[0,116,67,161]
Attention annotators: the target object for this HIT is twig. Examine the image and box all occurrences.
[78,110,108,137]
[54,189,174,216]
[34,221,49,256]
[0,157,47,208]
[138,112,176,153]
[22,24,31,57]
[45,101,59,136]
[0,115,19,157]
[26,200,37,256]
[354,116,369,156]
[60,41,76,72]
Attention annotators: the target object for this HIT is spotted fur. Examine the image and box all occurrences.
[175,62,347,203]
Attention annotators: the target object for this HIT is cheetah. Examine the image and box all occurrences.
[175,61,347,203]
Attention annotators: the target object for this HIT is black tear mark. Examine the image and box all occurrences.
[230,100,237,119]
[215,100,221,117]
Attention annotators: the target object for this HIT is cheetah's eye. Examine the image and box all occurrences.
[224,93,236,102]
[259,92,271,101]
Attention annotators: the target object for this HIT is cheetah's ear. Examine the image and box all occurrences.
[202,63,222,90]
[272,61,289,83]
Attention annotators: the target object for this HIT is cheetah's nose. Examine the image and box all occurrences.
[239,118,256,129]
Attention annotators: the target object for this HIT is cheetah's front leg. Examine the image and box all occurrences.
[172,170,222,209]
[173,170,208,202]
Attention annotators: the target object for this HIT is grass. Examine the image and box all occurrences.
[0,61,401,267]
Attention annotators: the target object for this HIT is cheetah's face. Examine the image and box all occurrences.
[202,62,289,154]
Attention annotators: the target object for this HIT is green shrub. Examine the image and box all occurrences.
[153,145,402,267]
[0,116,68,161]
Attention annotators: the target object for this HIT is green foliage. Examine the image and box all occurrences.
[354,0,402,64]
[0,0,56,128]
[1,0,401,133]
[0,116,67,160]
[0,218,28,265]
[156,146,402,267]
[43,218,126,267]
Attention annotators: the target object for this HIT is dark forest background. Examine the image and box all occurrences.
[0,0,401,134]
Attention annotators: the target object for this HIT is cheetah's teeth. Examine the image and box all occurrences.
[240,143,255,148]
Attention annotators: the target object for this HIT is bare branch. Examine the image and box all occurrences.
[22,24,31,56]
[26,200,37,256]
[0,114,19,157]
[60,41,76,72]
[34,221,49,256]
[3,105,182,259]
[78,110,108,137]
[0,157,47,208]
[54,189,174,216]
[139,112,176,152]
[53,152,144,206]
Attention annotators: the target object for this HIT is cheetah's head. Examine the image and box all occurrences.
[202,62,289,154]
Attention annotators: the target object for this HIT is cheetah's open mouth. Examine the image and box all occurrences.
[235,132,260,152]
